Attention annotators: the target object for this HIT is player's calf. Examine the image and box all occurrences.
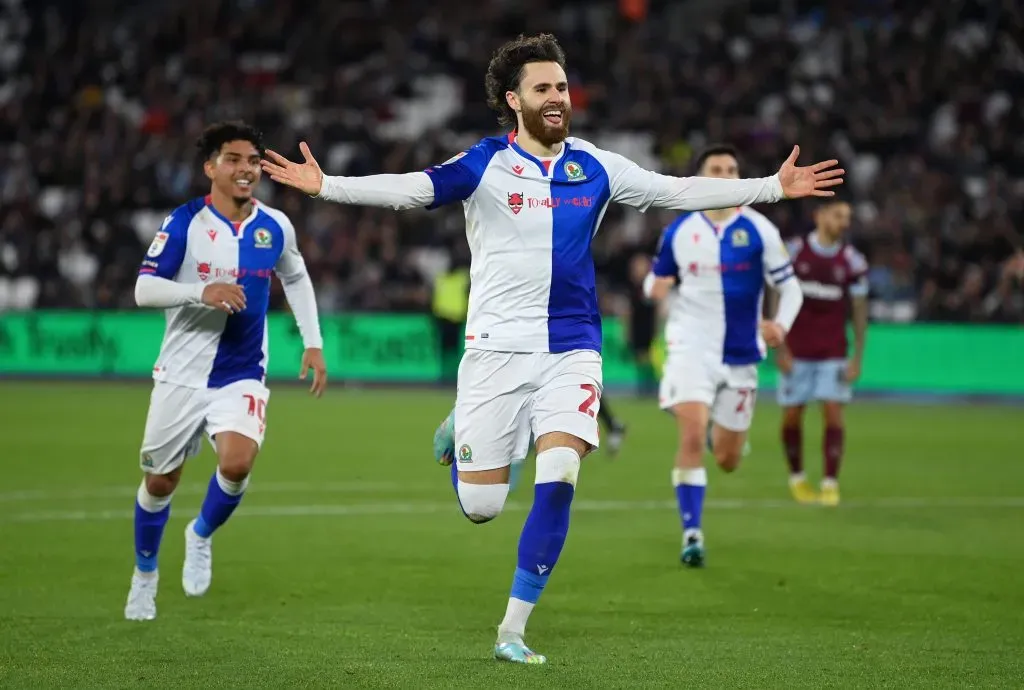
[126,473,178,621]
[497,435,583,657]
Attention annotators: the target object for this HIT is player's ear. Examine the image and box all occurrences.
[202,156,216,182]
[505,89,521,115]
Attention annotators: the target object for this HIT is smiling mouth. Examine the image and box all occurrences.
[543,109,564,125]
[233,178,254,190]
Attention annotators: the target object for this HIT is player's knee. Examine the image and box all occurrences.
[822,403,844,428]
[216,439,258,481]
[681,428,705,459]
[714,448,741,473]
[782,406,804,427]
[143,469,180,497]
[456,481,509,524]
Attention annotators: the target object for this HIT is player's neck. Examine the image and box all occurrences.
[703,208,738,225]
[513,129,563,158]
[210,189,253,222]
[812,229,839,248]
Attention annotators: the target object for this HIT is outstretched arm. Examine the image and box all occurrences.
[261,142,434,210]
[607,145,844,212]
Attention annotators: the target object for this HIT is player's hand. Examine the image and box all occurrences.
[202,284,246,314]
[844,359,862,384]
[300,347,327,398]
[777,146,845,199]
[261,142,324,196]
[776,348,794,375]
[760,320,786,348]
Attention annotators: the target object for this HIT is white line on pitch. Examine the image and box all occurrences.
[0,481,404,504]
[3,497,1023,524]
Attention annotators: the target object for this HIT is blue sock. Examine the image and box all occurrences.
[510,480,575,605]
[672,467,707,532]
[193,470,247,538]
[134,485,171,572]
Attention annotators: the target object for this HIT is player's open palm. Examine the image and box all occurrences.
[777,145,844,199]
[202,284,246,314]
[300,347,328,398]
[261,142,324,196]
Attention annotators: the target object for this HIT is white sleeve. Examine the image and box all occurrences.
[760,220,796,287]
[274,216,324,349]
[135,274,205,308]
[758,219,802,331]
[598,149,784,212]
[317,172,434,210]
[773,277,804,332]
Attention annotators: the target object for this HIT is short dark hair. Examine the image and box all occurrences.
[485,33,567,129]
[195,121,264,161]
[692,144,740,175]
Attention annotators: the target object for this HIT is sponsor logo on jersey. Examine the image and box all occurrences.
[564,160,585,180]
[508,192,523,215]
[798,280,845,301]
[253,228,272,248]
[197,262,211,281]
[147,231,169,257]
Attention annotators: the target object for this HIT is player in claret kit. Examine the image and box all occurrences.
[776,198,868,507]
[261,33,842,664]
[125,121,327,621]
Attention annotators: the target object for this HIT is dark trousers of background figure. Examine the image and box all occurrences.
[435,316,463,386]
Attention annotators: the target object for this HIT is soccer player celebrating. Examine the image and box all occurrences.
[125,122,327,621]
[643,144,804,568]
[776,199,868,507]
[261,34,841,664]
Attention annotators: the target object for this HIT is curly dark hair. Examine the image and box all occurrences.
[485,33,567,129]
[195,121,264,161]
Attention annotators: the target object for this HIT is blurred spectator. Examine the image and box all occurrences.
[0,0,1020,323]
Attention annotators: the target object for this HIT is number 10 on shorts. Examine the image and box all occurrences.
[243,394,267,432]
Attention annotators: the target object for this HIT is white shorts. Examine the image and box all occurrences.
[454,349,602,472]
[776,358,852,407]
[139,379,270,475]
[658,352,759,432]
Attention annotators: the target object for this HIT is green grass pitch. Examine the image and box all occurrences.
[1,381,1022,688]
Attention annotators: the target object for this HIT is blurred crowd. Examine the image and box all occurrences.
[0,0,1021,322]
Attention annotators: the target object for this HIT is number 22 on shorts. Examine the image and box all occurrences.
[578,384,600,418]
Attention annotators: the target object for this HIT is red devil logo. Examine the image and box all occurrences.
[508,192,523,215]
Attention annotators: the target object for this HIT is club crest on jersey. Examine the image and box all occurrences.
[253,228,272,248]
[147,231,169,257]
[564,160,585,180]
[508,192,523,215]
[731,229,750,247]
[834,266,846,282]
[458,444,473,463]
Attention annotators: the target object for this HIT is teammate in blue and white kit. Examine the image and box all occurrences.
[124,122,327,621]
[644,144,805,567]
[261,35,841,663]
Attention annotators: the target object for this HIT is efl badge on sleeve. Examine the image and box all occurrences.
[147,231,169,257]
